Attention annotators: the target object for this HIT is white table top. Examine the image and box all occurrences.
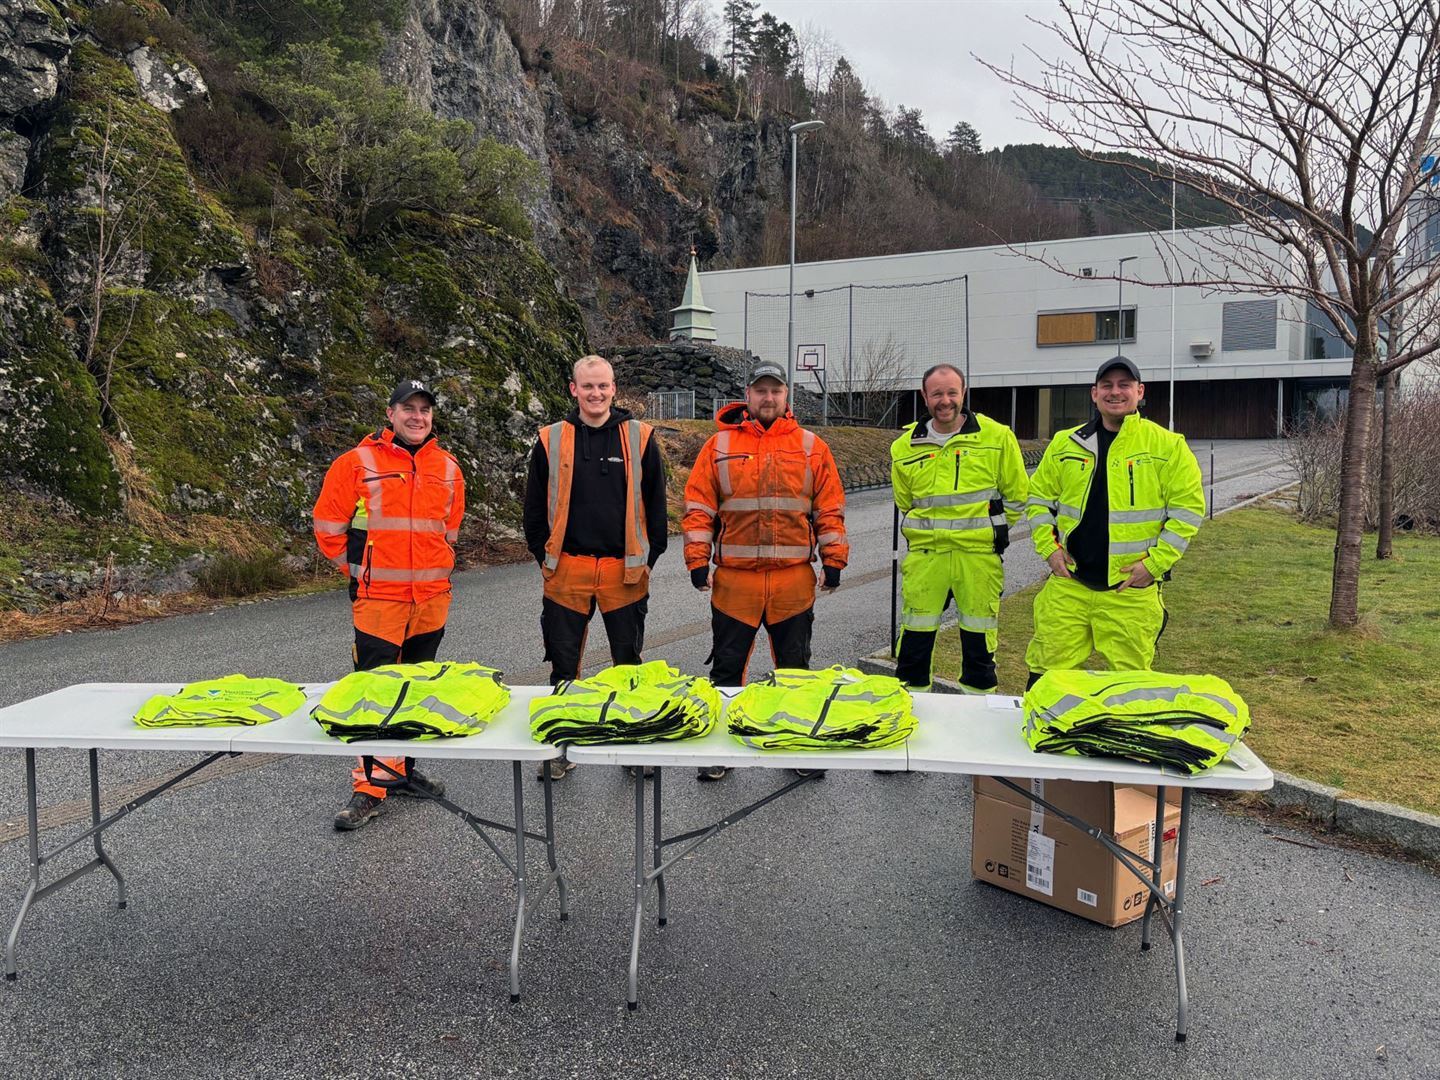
[570,691,1273,791]
[0,684,1271,788]
[0,683,559,762]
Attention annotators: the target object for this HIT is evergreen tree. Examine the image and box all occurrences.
[722,0,757,79]
[945,121,982,157]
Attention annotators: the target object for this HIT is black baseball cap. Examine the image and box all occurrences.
[747,359,788,386]
[389,378,436,406]
[1095,356,1142,383]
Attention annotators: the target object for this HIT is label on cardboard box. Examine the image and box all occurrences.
[1076,887,1098,908]
[1025,830,1055,896]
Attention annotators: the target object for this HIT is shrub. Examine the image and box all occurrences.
[195,551,296,598]
[241,43,540,238]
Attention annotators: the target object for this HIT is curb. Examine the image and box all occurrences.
[858,654,1440,862]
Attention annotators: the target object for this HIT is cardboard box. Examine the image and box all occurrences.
[970,781,1181,927]
[974,775,1181,821]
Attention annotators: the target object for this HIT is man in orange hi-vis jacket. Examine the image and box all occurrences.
[312,377,464,831]
[683,359,848,781]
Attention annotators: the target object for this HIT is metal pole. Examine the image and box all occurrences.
[890,504,900,658]
[847,283,854,417]
[743,291,749,355]
[963,274,971,411]
[787,131,797,389]
[1209,442,1215,519]
[1169,178,1177,431]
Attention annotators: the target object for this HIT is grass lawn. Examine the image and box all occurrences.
[928,508,1440,816]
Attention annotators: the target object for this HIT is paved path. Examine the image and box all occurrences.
[3,438,1436,1078]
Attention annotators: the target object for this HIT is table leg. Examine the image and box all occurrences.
[542,766,569,923]
[89,750,127,909]
[627,765,645,1011]
[4,750,41,981]
[509,761,528,1004]
[1172,789,1193,1043]
[1140,785,1167,951]
[653,766,667,928]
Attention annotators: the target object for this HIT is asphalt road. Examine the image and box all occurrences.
[3,438,1436,1078]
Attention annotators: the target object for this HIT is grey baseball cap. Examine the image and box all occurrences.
[746,359,788,386]
[1095,355,1142,383]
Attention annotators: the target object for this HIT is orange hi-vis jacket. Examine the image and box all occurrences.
[538,418,653,584]
[312,429,465,603]
[683,403,849,573]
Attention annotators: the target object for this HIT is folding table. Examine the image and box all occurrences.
[566,691,1272,1041]
[0,683,569,1000]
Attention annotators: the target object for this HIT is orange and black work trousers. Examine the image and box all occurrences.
[706,563,818,686]
[541,553,648,685]
[349,592,450,798]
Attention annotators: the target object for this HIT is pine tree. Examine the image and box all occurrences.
[945,121,982,157]
[722,0,757,79]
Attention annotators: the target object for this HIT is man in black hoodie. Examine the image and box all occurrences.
[523,355,669,780]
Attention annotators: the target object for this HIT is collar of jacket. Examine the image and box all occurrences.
[911,411,980,445]
[1069,410,1142,454]
[368,427,438,457]
[716,401,800,438]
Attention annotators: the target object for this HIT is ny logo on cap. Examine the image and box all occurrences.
[409,380,426,391]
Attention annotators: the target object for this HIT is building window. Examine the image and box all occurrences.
[1220,299,1277,351]
[1036,308,1136,346]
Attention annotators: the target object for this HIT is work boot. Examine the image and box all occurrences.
[334,791,383,831]
[537,754,576,782]
[792,769,827,779]
[626,765,656,779]
[391,770,445,799]
[696,765,729,782]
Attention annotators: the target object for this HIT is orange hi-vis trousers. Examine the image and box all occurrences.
[349,592,450,798]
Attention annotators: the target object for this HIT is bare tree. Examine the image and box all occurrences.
[76,106,159,436]
[796,20,838,100]
[984,1,1440,628]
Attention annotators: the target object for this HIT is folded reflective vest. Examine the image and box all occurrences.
[529,661,720,745]
[1023,669,1251,774]
[727,666,916,750]
[134,675,306,728]
[312,662,510,742]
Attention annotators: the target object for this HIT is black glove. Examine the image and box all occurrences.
[691,566,710,590]
[823,565,841,589]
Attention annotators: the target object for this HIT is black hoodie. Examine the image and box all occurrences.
[523,406,669,567]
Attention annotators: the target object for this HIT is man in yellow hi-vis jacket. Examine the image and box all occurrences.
[1024,356,1205,686]
[891,363,1028,692]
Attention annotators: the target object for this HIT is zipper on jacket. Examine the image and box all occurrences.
[1128,461,1135,506]
[362,471,407,483]
[953,453,960,490]
[377,680,411,733]
[362,540,375,595]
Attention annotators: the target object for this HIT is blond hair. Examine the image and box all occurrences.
[571,354,614,381]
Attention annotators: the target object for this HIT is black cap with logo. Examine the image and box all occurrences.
[1095,355,1142,383]
[746,359,789,386]
[389,378,436,406]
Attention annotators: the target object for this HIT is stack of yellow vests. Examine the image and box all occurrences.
[529,661,720,745]
[312,662,510,742]
[1023,669,1251,774]
[727,666,916,750]
[133,675,306,728]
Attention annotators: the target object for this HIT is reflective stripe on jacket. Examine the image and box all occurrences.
[890,411,1028,555]
[1022,668,1251,774]
[1025,412,1204,585]
[539,418,652,584]
[683,402,848,572]
[312,429,464,603]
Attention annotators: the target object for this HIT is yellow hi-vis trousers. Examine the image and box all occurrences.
[895,549,1003,692]
[1024,574,1167,675]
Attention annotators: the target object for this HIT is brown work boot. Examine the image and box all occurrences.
[334,791,383,831]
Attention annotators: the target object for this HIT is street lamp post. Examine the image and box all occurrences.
[1116,255,1138,349]
[787,120,825,394]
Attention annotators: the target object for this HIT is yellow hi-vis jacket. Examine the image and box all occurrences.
[1022,668,1251,774]
[891,411,1028,554]
[1026,413,1204,585]
[134,675,306,728]
[311,662,510,742]
[726,666,916,750]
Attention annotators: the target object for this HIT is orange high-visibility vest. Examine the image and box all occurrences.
[312,429,464,603]
[539,419,653,584]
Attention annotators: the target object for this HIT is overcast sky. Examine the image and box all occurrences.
[722,0,1057,150]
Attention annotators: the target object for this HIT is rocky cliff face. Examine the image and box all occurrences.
[379,0,785,347]
[0,0,587,607]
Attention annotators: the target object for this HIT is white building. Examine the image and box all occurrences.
[698,227,1356,438]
